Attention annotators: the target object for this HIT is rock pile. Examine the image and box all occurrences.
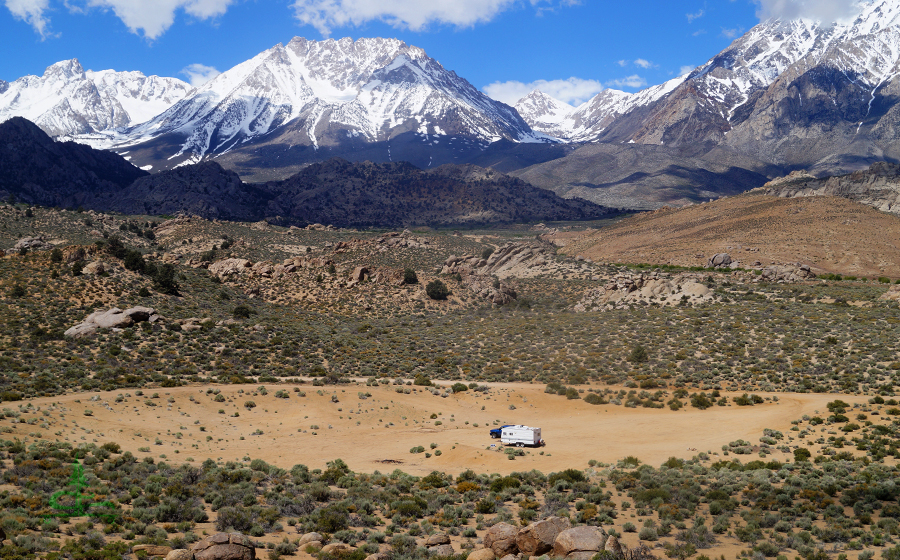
[64,307,160,338]
[462,274,517,305]
[574,272,713,311]
[755,263,815,283]
[9,236,50,252]
[706,253,732,268]
[442,242,555,279]
[424,533,455,556]
[472,520,627,560]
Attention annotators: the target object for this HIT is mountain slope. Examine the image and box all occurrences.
[0,59,191,138]
[0,117,149,208]
[89,37,539,174]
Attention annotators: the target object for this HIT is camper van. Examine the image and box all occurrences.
[500,425,543,447]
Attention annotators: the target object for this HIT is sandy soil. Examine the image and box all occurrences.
[554,192,900,278]
[8,382,865,476]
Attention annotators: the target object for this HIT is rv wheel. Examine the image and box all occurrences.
[517,442,524,448]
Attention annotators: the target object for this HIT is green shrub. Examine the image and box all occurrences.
[426,280,449,300]
[628,345,649,363]
[403,268,418,284]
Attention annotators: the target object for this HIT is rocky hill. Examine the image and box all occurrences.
[0,117,149,208]
[764,161,900,215]
[555,191,900,278]
[0,118,613,227]
[260,159,615,227]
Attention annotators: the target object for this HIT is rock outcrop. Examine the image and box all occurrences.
[442,242,556,279]
[574,272,714,311]
[552,526,607,560]
[516,516,571,556]
[191,532,255,560]
[461,274,517,305]
[11,236,50,252]
[64,306,159,338]
[208,258,252,279]
[765,162,900,216]
[755,263,815,283]
[165,550,194,560]
[706,253,732,268]
[483,523,519,558]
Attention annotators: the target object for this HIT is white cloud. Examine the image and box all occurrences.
[606,75,647,89]
[181,63,220,86]
[720,26,742,39]
[78,0,234,38]
[616,60,627,67]
[483,77,603,106]
[686,8,704,23]
[291,0,573,35]
[679,65,695,76]
[634,58,655,69]
[5,0,51,38]
[753,0,863,24]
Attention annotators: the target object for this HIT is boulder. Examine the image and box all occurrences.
[706,253,732,268]
[429,544,456,556]
[516,516,572,556]
[133,544,173,558]
[365,554,389,560]
[351,266,369,282]
[191,532,255,560]
[63,322,98,339]
[83,261,107,275]
[166,551,195,560]
[484,523,519,557]
[298,532,324,546]
[466,549,495,560]
[321,543,355,554]
[425,534,451,547]
[124,306,155,322]
[604,535,625,559]
[552,526,606,558]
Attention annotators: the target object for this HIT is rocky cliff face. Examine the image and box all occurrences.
[765,161,900,215]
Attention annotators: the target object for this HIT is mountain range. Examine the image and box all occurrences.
[0,117,614,227]
[6,0,900,208]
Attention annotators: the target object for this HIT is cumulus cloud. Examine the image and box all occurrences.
[5,0,51,38]
[606,75,647,89]
[679,65,696,76]
[634,58,656,69]
[291,0,573,35]
[721,26,742,39]
[78,0,234,38]
[5,0,236,39]
[483,77,603,106]
[753,0,863,24]
[181,63,220,86]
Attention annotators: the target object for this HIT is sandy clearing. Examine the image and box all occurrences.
[8,383,864,476]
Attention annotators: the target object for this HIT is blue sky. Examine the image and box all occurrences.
[0,0,864,107]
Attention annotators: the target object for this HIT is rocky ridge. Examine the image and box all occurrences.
[764,161,900,216]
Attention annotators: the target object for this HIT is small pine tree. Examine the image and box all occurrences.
[628,345,649,363]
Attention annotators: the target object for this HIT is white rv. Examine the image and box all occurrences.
[500,425,543,447]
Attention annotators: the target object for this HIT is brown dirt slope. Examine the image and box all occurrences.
[558,192,900,278]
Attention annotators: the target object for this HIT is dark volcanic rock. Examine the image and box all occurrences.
[0,117,148,207]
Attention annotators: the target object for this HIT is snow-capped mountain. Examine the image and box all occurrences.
[93,37,536,170]
[0,59,192,137]
[588,0,900,170]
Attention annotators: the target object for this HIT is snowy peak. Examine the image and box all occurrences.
[43,59,86,81]
[0,59,192,137]
[515,90,573,126]
[104,36,533,163]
